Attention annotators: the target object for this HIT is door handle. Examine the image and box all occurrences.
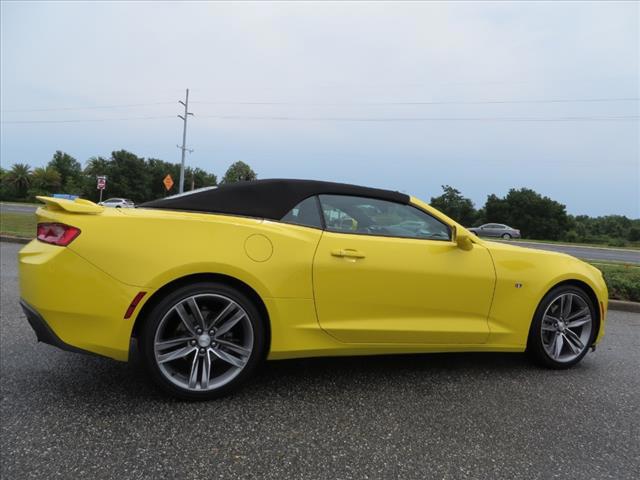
[331,248,366,259]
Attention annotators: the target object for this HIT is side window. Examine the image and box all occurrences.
[280,196,323,229]
[318,195,451,241]
[320,200,357,232]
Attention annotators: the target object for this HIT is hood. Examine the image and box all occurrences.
[482,239,576,261]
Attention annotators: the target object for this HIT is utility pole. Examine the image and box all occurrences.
[177,88,194,193]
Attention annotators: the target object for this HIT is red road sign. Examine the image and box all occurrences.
[97,176,106,190]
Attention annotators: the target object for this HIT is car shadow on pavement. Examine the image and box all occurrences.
[23,346,546,406]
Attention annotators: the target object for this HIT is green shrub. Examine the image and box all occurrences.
[607,238,628,248]
[563,230,579,243]
[591,263,640,302]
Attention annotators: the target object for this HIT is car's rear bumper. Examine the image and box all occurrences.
[20,299,100,357]
[18,240,150,361]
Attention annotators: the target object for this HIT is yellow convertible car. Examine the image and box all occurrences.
[19,179,607,399]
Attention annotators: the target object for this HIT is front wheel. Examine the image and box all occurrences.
[527,286,596,369]
[501,233,512,239]
[139,282,267,399]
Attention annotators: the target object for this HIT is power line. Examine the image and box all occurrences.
[0,115,175,124]
[200,114,639,122]
[0,102,175,113]
[2,115,637,125]
[2,97,637,113]
[193,97,640,106]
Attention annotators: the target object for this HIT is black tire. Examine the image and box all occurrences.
[139,281,267,400]
[527,285,596,369]
[501,233,511,240]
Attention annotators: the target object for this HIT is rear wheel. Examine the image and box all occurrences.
[527,285,595,369]
[139,282,266,399]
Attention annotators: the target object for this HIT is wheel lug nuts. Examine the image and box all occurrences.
[190,340,196,346]
[199,348,205,353]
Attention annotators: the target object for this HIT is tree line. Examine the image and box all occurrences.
[0,150,257,204]
[0,152,637,245]
[430,185,639,245]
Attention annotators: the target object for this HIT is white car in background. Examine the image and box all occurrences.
[99,198,135,208]
[468,223,521,239]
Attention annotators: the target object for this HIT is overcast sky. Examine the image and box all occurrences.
[1,1,638,217]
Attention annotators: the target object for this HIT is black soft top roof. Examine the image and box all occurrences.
[140,178,409,220]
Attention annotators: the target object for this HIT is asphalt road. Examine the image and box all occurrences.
[508,240,640,264]
[1,241,639,480]
[0,202,37,214]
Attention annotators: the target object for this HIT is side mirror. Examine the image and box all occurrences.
[455,228,474,251]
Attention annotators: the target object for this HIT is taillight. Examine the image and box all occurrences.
[37,223,81,246]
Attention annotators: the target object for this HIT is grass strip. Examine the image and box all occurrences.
[0,212,36,238]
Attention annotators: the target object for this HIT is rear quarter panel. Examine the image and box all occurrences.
[29,206,329,359]
[64,208,322,300]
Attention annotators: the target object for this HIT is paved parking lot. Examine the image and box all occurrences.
[0,202,37,214]
[1,242,639,479]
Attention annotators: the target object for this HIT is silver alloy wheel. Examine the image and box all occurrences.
[541,292,593,363]
[502,233,511,239]
[153,293,254,391]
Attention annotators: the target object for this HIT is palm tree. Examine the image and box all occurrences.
[85,156,109,176]
[31,167,61,194]
[8,163,32,198]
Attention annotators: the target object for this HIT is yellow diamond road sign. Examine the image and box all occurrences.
[163,174,174,191]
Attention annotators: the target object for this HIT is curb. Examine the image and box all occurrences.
[0,235,31,244]
[609,300,640,313]
[0,236,638,313]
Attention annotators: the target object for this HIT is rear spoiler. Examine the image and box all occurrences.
[36,196,104,214]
